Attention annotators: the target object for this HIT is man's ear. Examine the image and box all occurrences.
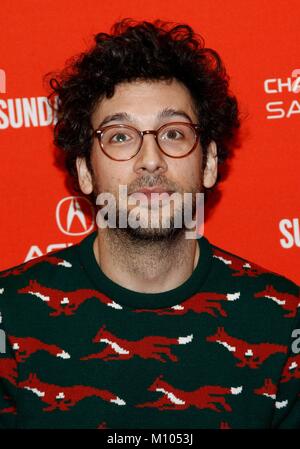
[203,140,218,189]
[76,157,93,194]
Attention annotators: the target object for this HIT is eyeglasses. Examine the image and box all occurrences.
[94,122,201,161]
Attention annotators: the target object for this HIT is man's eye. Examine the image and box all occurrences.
[110,133,130,143]
[162,129,184,140]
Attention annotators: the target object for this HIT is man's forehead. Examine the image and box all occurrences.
[91,79,198,126]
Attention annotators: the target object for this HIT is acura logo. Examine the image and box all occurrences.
[56,196,95,236]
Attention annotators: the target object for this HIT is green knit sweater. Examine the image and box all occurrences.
[0,231,299,429]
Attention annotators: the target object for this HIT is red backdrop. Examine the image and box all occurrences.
[0,0,299,284]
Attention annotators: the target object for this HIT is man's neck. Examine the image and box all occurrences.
[93,230,199,293]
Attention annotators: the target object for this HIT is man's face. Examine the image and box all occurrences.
[77,78,217,240]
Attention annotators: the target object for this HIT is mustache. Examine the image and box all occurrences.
[127,175,180,195]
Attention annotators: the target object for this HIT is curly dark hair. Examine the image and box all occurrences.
[47,18,240,192]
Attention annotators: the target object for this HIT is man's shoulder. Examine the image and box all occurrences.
[209,240,299,292]
[0,240,82,287]
[207,240,299,345]
[0,234,97,325]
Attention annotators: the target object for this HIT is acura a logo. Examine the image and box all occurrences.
[56,196,95,236]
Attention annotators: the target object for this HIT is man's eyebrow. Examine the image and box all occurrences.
[158,108,194,123]
[97,108,195,128]
[98,112,133,128]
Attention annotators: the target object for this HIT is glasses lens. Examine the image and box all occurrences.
[101,126,140,160]
[158,123,197,156]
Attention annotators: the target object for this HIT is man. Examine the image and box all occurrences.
[0,19,299,429]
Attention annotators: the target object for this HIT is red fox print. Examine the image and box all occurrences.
[80,325,193,362]
[280,355,300,383]
[134,291,240,317]
[254,285,300,318]
[206,327,288,369]
[254,378,277,400]
[220,421,231,429]
[136,375,242,412]
[0,358,17,385]
[0,394,17,414]
[213,249,269,278]
[0,405,17,414]
[8,336,70,363]
[254,378,288,409]
[18,280,123,316]
[19,373,126,412]
[0,255,72,278]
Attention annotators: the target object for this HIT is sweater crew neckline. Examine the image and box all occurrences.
[76,231,213,309]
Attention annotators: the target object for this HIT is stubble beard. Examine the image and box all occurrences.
[94,177,201,244]
[92,175,202,277]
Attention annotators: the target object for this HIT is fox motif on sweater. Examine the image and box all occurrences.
[8,336,70,362]
[136,375,243,412]
[18,280,122,316]
[19,373,126,412]
[80,325,193,362]
[207,327,287,368]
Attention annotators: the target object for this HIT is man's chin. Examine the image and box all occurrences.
[114,223,184,242]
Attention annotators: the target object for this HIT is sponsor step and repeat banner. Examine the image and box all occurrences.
[0,0,299,285]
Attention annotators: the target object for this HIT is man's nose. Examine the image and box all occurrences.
[133,132,168,175]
